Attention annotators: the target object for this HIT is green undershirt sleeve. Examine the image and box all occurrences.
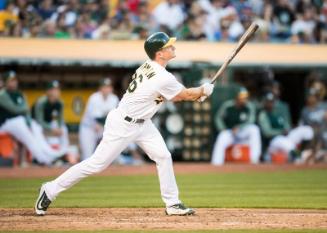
[0,91,28,114]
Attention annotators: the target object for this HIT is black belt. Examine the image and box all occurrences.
[124,116,145,124]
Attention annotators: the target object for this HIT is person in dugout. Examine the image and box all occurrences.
[259,92,314,162]
[211,87,261,165]
[32,80,77,164]
[0,71,66,165]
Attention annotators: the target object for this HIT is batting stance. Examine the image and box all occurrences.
[35,32,214,216]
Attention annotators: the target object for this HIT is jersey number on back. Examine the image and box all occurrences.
[127,72,144,93]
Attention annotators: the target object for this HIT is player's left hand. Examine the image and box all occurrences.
[198,95,207,102]
[201,83,214,96]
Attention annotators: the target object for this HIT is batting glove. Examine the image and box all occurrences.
[201,83,214,96]
[198,95,208,102]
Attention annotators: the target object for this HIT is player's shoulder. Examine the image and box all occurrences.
[36,95,47,105]
[245,101,255,109]
[156,66,176,81]
[0,89,5,96]
[145,60,170,75]
[222,100,235,108]
[89,92,101,100]
[108,93,119,102]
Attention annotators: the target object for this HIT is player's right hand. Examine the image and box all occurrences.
[201,83,214,96]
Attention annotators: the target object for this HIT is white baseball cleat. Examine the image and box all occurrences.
[165,203,195,216]
[35,184,52,216]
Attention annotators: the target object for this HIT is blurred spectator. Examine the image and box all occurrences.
[270,81,292,126]
[0,2,18,36]
[39,20,56,37]
[74,12,96,39]
[258,92,290,152]
[0,71,65,165]
[211,87,261,165]
[79,78,119,160]
[305,72,327,101]
[198,0,226,41]
[110,8,134,39]
[271,0,295,40]
[291,6,317,43]
[153,0,185,31]
[37,0,55,20]
[0,0,326,43]
[310,80,326,101]
[177,4,207,40]
[130,1,151,26]
[221,6,245,41]
[320,0,327,42]
[54,12,72,39]
[32,80,77,164]
[126,0,141,14]
[0,1,6,10]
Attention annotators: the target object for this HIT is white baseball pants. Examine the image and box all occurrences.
[45,109,181,207]
[268,125,314,154]
[211,124,262,165]
[0,116,66,165]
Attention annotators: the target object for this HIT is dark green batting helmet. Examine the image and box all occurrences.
[144,32,176,59]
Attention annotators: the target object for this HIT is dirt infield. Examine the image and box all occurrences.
[1,163,327,178]
[1,208,327,231]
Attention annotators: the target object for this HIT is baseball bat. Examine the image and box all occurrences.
[210,22,259,84]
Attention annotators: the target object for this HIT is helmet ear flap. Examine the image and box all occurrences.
[149,50,156,60]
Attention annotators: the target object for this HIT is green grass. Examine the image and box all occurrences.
[0,169,326,209]
[5,230,327,233]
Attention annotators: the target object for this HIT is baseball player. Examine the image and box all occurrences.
[32,81,69,154]
[79,78,119,160]
[211,88,261,165]
[0,71,65,165]
[258,92,313,161]
[35,32,214,216]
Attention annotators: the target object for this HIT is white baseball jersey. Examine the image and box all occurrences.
[118,60,184,120]
[81,92,119,127]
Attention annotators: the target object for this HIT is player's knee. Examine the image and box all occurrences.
[270,136,283,148]
[153,148,172,160]
[81,158,108,175]
[161,151,172,160]
[217,130,230,141]
[302,126,314,140]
